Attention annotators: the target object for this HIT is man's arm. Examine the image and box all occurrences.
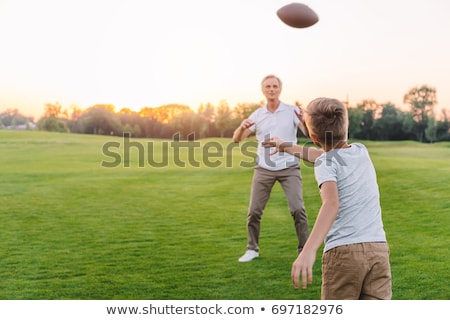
[232,119,254,143]
[297,120,309,137]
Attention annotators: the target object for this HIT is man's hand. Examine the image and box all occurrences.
[295,107,309,137]
[233,119,254,142]
[295,106,305,122]
[240,119,254,130]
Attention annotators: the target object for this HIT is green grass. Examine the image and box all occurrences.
[0,131,449,299]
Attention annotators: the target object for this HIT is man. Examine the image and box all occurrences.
[233,74,309,262]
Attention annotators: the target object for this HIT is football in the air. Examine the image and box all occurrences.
[276,2,319,28]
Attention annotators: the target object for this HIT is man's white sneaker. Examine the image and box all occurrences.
[238,250,259,262]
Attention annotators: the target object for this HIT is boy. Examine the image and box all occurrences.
[263,97,392,299]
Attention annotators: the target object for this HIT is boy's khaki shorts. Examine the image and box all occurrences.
[321,242,392,300]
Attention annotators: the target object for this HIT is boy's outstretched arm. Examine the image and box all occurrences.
[291,181,339,289]
[262,137,323,163]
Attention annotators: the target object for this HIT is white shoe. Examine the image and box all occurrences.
[238,250,259,262]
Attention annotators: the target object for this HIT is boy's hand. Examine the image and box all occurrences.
[262,136,284,149]
[262,137,293,155]
[291,250,316,289]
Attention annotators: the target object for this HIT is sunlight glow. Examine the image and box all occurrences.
[1,0,449,119]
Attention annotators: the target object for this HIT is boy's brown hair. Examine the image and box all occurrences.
[305,97,349,148]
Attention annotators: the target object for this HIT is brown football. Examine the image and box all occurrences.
[276,2,319,28]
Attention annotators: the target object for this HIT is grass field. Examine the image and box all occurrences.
[0,130,449,300]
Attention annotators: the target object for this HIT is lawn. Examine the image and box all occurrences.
[0,130,449,299]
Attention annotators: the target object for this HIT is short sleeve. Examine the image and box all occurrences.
[292,106,300,126]
[314,154,337,188]
[248,110,258,132]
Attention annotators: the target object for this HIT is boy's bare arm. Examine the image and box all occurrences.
[262,137,323,162]
[302,181,339,252]
[291,181,339,289]
[281,143,322,163]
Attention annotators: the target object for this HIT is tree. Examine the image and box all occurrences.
[171,110,196,140]
[215,100,233,138]
[425,115,437,143]
[196,103,215,138]
[355,99,380,140]
[435,109,450,141]
[403,85,437,142]
[373,103,408,140]
[69,104,83,120]
[151,104,192,124]
[137,107,167,138]
[117,109,146,138]
[44,102,69,118]
[401,112,418,140]
[0,109,34,128]
[77,105,122,135]
[37,116,69,132]
[347,107,363,139]
[233,102,260,120]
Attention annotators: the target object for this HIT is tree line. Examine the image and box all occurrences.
[1,85,449,142]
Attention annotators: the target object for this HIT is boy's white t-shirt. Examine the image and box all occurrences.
[314,143,387,252]
[248,102,300,171]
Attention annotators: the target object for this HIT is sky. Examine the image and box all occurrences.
[1,0,449,120]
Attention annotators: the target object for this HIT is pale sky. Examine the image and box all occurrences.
[1,0,449,120]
